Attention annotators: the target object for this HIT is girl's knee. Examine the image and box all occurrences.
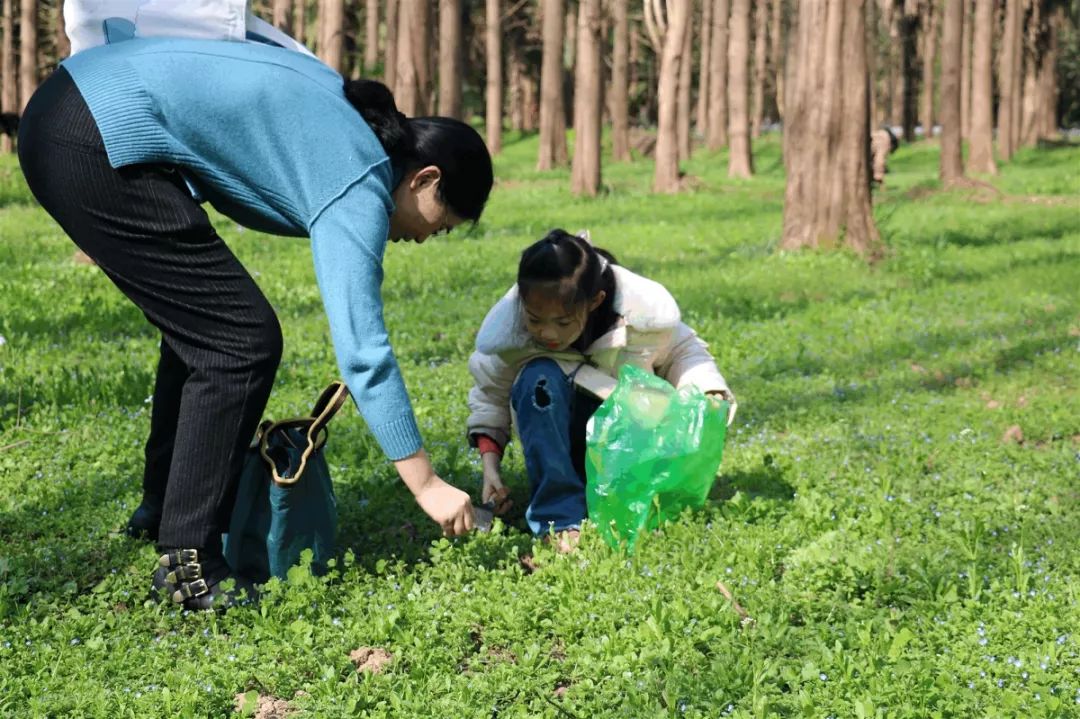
[512,359,570,412]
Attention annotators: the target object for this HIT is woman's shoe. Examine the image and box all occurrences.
[125,499,163,541]
[151,549,257,611]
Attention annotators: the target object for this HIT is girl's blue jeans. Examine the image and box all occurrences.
[511,359,602,535]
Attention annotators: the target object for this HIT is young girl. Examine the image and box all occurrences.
[466,230,735,543]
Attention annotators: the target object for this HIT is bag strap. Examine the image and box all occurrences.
[259,381,350,486]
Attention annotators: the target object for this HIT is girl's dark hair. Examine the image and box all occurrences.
[343,79,494,222]
[518,229,619,311]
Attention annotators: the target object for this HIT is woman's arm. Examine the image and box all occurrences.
[310,167,472,534]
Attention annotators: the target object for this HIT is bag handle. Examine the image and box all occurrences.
[259,381,350,486]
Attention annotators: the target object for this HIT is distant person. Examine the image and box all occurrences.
[465,230,736,550]
[871,127,900,185]
[18,37,492,610]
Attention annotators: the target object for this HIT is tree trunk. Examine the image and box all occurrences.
[365,0,379,73]
[1020,2,1050,148]
[919,0,937,138]
[1,0,14,153]
[19,0,38,112]
[959,0,971,141]
[571,0,602,195]
[272,0,290,29]
[523,67,539,131]
[485,0,502,154]
[677,12,692,161]
[538,0,568,168]
[293,0,307,44]
[384,0,398,89]
[611,0,631,161]
[751,0,768,137]
[707,0,730,150]
[321,0,346,73]
[727,0,753,177]
[782,0,879,256]
[900,1,918,141]
[696,0,713,134]
[997,0,1021,161]
[509,42,524,131]
[939,0,964,184]
[1039,5,1063,139]
[654,0,692,192]
[769,0,783,120]
[413,0,432,114]
[55,0,70,59]
[438,0,463,118]
[396,1,418,114]
[965,0,996,174]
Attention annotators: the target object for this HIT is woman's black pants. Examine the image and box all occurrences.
[18,69,281,555]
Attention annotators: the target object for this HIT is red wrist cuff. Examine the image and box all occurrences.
[476,435,503,457]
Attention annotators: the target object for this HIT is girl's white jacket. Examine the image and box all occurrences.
[466,265,734,448]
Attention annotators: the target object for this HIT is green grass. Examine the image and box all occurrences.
[1,134,1078,718]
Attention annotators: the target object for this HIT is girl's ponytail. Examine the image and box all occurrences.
[342,79,413,161]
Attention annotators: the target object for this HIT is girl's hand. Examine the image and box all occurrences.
[707,390,738,426]
[481,453,513,514]
[414,476,475,536]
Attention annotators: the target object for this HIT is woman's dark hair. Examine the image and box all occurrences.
[518,229,618,311]
[343,79,494,222]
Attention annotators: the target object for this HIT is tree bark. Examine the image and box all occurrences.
[1039,5,1063,139]
[959,0,971,141]
[997,0,1022,161]
[654,0,692,192]
[751,0,768,137]
[437,0,463,118]
[396,0,418,114]
[365,0,379,74]
[485,0,503,154]
[782,0,879,256]
[413,0,432,114]
[677,11,692,161]
[900,1,918,141]
[1,0,14,153]
[965,0,996,174]
[727,0,753,177]
[509,41,524,131]
[919,0,937,138]
[611,0,631,161]
[538,0,568,168]
[571,0,602,195]
[707,0,730,150]
[19,0,38,112]
[55,0,70,59]
[939,0,964,184]
[272,0,291,30]
[293,0,306,43]
[320,0,346,73]
[769,0,783,120]
[696,0,713,134]
[384,0,398,89]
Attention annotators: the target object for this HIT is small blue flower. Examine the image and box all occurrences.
[819,673,828,681]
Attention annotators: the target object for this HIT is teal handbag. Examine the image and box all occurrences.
[223,382,349,582]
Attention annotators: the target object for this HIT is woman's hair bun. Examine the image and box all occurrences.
[343,79,411,157]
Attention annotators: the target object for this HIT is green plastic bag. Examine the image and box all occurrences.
[223,382,347,582]
[585,365,729,552]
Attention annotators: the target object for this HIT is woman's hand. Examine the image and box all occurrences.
[481,453,513,514]
[415,477,475,536]
[395,449,474,536]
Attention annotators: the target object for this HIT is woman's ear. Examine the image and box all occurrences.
[589,290,607,312]
[409,165,443,190]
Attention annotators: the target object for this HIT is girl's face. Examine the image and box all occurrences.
[522,290,606,351]
[389,166,464,243]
